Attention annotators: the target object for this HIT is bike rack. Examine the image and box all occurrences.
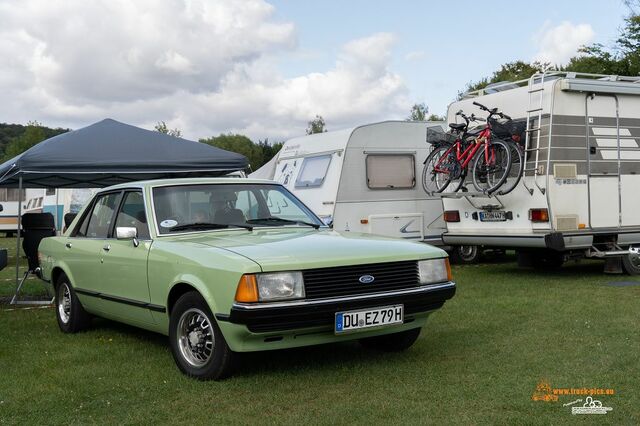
[438,191,505,211]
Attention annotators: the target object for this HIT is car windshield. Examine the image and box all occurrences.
[152,183,324,234]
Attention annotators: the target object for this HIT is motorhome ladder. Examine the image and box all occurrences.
[522,72,549,195]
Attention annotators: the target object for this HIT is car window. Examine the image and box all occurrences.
[84,192,121,238]
[114,192,150,239]
[262,188,309,221]
[366,154,415,189]
[295,154,332,188]
[234,190,260,220]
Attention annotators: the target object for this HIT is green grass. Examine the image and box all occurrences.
[0,244,639,424]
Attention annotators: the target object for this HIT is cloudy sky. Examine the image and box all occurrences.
[0,0,630,141]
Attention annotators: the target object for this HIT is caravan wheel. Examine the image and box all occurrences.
[622,252,640,275]
[450,245,480,264]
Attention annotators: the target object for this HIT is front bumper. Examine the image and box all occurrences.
[224,281,456,333]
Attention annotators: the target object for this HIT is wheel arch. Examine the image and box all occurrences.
[166,280,218,316]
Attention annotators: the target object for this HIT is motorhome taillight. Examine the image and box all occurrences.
[443,210,460,222]
[529,208,549,222]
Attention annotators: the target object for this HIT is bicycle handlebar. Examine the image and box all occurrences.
[473,101,511,120]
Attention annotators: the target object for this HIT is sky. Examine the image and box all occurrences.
[0,0,631,141]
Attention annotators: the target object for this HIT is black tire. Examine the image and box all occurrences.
[622,252,640,275]
[55,273,91,333]
[169,291,236,380]
[359,327,421,352]
[471,139,512,193]
[422,145,453,194]
[450,245,481,264]
[496,140,524,195]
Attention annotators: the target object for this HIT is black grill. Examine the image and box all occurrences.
[302,260,420,299]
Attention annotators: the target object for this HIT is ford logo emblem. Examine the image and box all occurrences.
[359,275,375,284]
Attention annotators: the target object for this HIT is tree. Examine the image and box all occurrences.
[407,103,428,121]
[2,121,47,161]
[200,133,264,170]
[257,138,283,165]
[306,115,326,134]
[155,121,182,138]
[427,114,446,122]
[462,61,548,96]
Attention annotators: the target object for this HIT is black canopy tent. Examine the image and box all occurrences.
[1,118,248,304]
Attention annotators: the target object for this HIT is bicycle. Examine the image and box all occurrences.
[422,102,512,194]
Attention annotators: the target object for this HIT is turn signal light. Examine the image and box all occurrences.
[235,275,259,303]
[445,258,452,281]
[360,219,369,224]
[529,208,549,222]
[443,210,460,222]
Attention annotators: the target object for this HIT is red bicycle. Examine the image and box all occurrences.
[422,101,512,194]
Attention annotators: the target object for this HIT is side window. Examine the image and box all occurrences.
[85,192,121,238]
[115,192,150,239]
[366,154,415,189]
[263,189,305,220]
[295,155,332,188]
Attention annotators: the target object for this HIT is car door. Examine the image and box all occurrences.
[63,191,122,313]
[98,190,154,326]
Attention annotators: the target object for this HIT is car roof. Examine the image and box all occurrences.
[96,177,278,192]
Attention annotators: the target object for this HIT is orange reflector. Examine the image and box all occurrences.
[445,258,452,281]
[360,219,369,224]
[529,208,549,222]
[443,210,460,222]
[235,275,259,303]
[578,223,586,229]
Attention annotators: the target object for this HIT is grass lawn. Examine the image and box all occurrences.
[0,238,638,424]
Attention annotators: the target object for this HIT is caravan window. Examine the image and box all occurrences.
[295,155,332,188]
[366,154,415,189]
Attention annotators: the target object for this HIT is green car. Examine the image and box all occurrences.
[38,178,456,380]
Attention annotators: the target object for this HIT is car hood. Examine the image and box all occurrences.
[170,228,446,271]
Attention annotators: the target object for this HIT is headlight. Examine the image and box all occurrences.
[235,272,305,302]
[418,258,451,285]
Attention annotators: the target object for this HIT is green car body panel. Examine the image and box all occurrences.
[38,178,455,352]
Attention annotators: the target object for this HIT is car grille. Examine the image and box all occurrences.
[302,260,420,299]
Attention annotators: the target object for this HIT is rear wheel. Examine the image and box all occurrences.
[450,245,481,264]
[169,291,236,380]
[622,251,640,275]
[359,327,421,352]
[55,273,91,333]
[422,145,453,194]
[496,140,524,195]
[471,139,512,193]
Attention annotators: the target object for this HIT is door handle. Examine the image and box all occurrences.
[65,243,72,249]
[102,244,111,252]
[590,146,597,155]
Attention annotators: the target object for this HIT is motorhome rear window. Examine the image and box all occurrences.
[295,154,332,188]
[366,154,415,189]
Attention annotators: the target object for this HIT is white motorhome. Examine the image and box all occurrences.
[252,121,448,245]
[439,71,640,273]
[0,188,46,235]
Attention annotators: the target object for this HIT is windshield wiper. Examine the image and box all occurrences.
[246,217,320,229]
[169,222,253,232]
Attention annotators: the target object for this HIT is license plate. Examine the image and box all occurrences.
[335,305,403,334]
[480,211,506,222]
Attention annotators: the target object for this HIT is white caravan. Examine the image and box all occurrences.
[439,71,640,273]
[252,121,448,245]
[0,188,46,235]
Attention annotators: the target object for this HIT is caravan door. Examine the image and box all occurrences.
[587,94,621,229]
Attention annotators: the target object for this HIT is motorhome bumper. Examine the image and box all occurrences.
[226,282,456,333]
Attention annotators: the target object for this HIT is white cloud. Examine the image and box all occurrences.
[405,50,425,61]
[0,1,409,140]
[533,21,595,65]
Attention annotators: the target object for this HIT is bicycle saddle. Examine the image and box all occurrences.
[448,123,466,131]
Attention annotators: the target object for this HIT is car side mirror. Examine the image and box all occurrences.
[116,226,139,247]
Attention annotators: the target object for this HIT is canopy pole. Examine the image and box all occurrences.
[55,189,59,231]
[10,176,22,304]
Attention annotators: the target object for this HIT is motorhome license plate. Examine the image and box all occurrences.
[335,305,403,334]
[480,211,506,222]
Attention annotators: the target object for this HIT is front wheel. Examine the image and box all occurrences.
[450,245,481,264]
[359,327,421,352]
[496,140,524,195]
[169,291,236,380]
[422,145,453,194]
[471,139,512,193]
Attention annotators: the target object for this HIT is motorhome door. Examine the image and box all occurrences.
[587,94,620,228]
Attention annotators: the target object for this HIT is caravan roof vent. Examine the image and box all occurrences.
[483,81,520,94]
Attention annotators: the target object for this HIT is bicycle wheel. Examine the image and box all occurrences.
[496,140,524,195]
[422,145,453,194]
[471,139,512,193]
